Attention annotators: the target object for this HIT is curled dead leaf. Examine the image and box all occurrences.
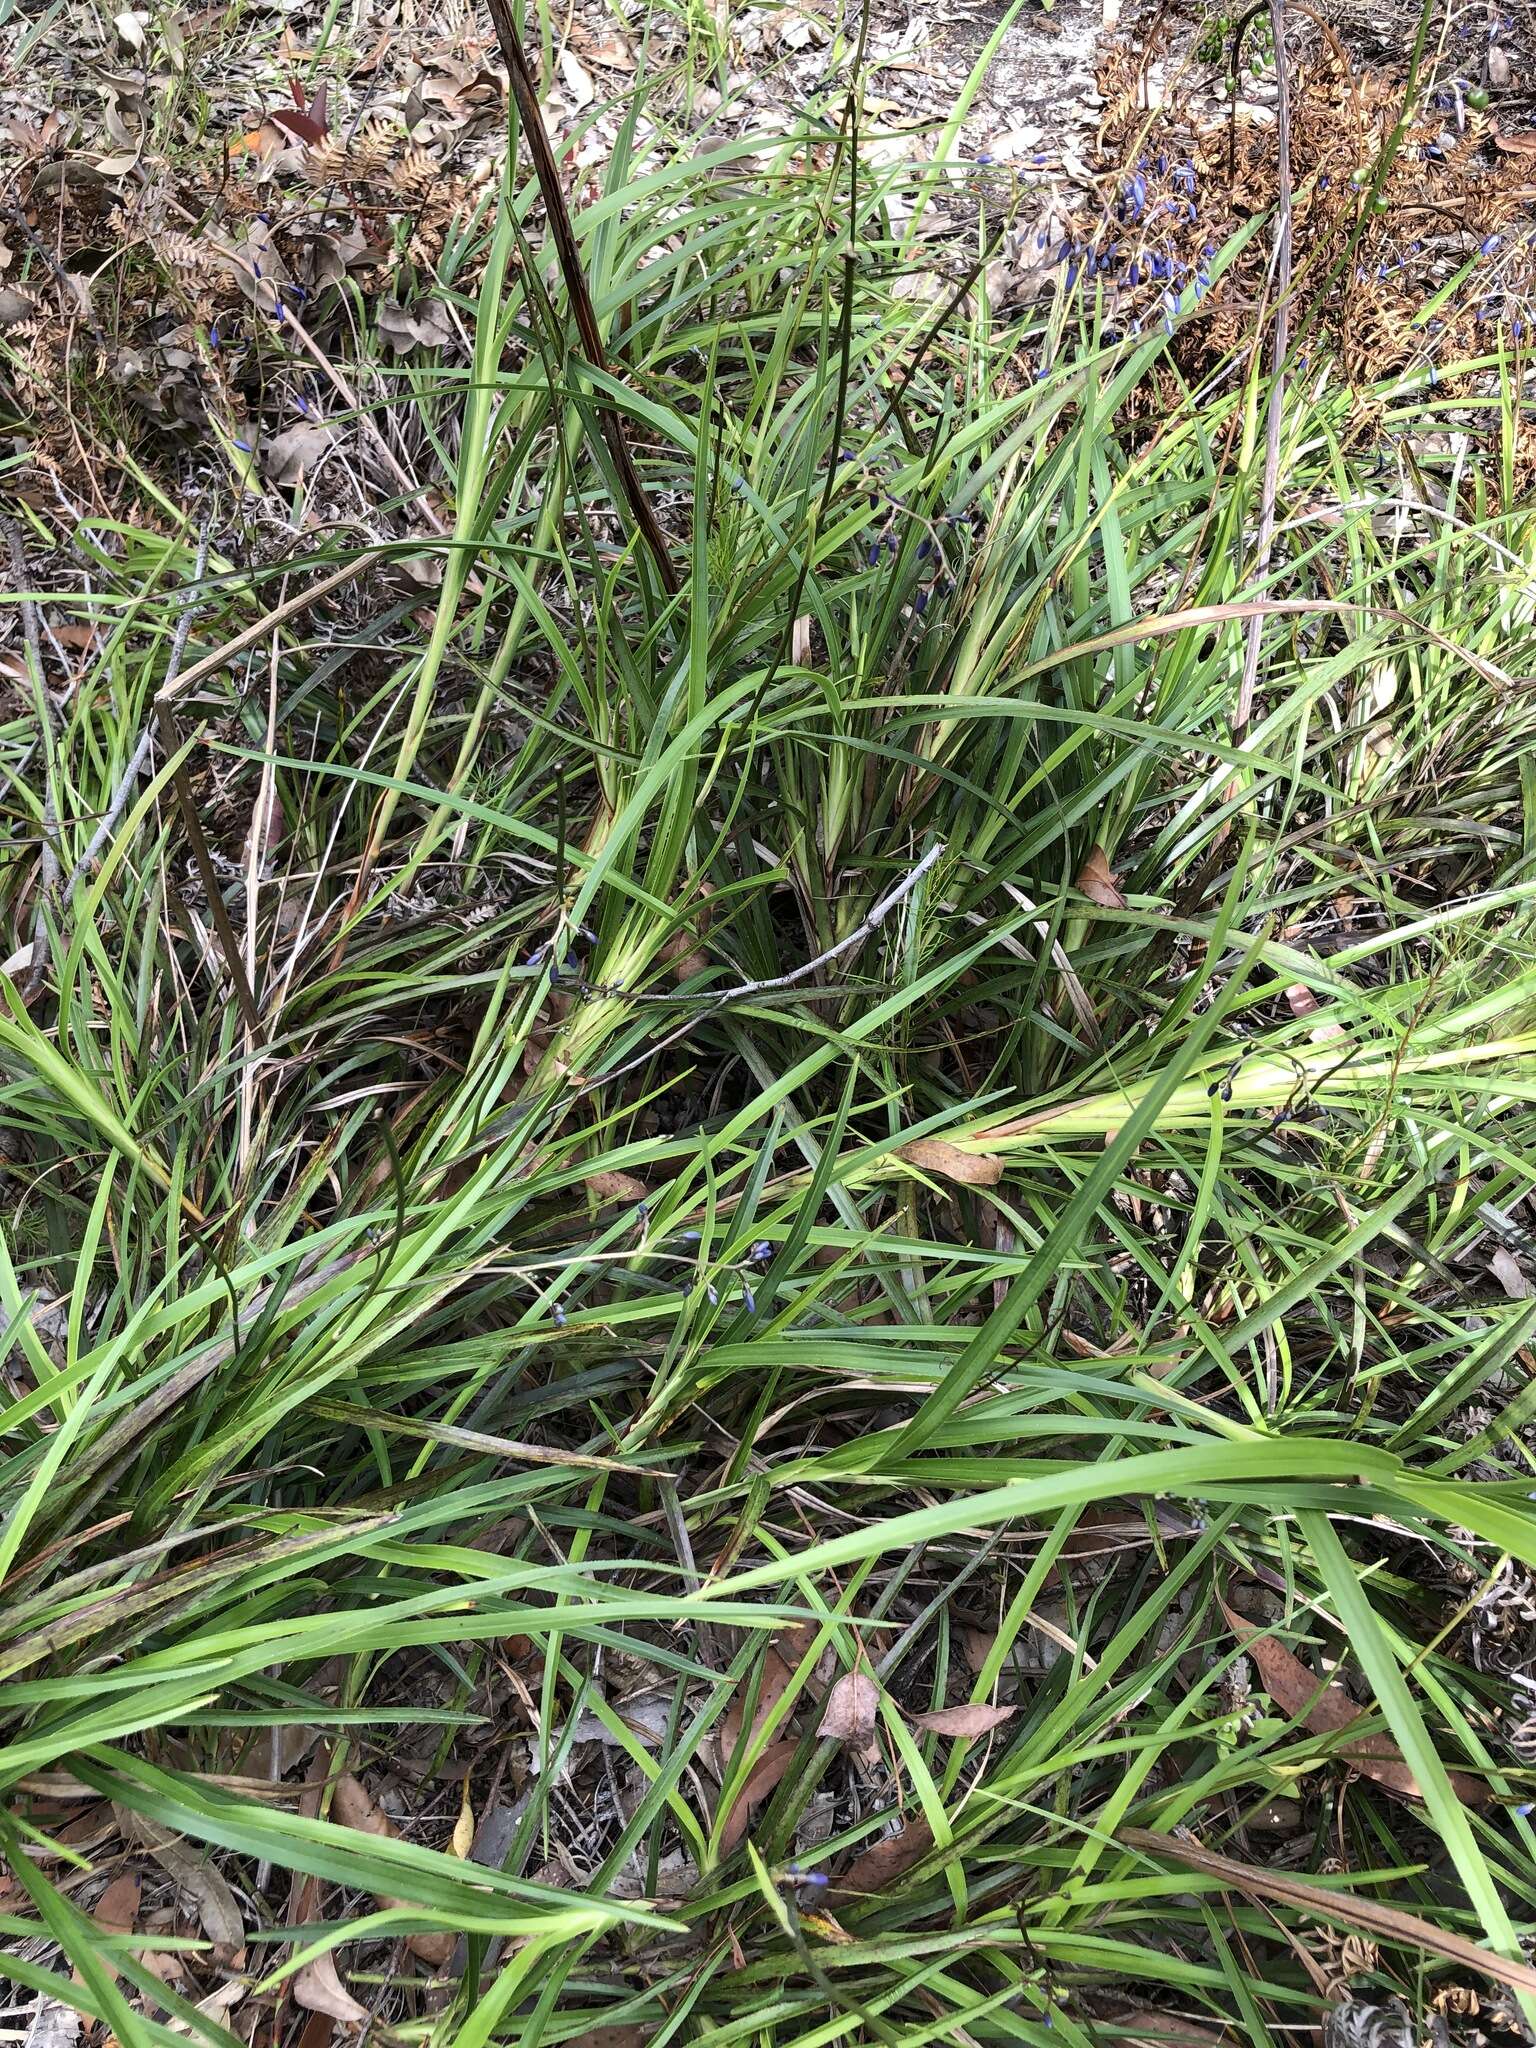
[451,1776,474,1859]
[817,1669,879,1744]
[377,297,457,354]
[292,1953,369,2029]
[262,423,334,488]
[905,1701,1015,1739]
[896,1136,1003,1186]
[1490,1247,1532,1299]
[1220,1595,1488,1806]
[148,1840,245,1962]
[1076,844,1127,910]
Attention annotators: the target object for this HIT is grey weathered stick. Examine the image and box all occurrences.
[578,839,946,1005]
[1233,0,1293,754]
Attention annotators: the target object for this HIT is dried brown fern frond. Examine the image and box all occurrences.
[392,144,442,200]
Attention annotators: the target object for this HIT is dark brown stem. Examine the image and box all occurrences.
[1233,0,1292,755]
[483,0,681,595]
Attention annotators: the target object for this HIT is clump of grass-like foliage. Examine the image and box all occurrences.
[5,31,1536,2048]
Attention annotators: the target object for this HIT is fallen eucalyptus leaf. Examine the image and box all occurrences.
[1221,1595,1487,1806]
[292,1953,369,2028]
[896,1137,1003,1187]
[904,1701,1015,1739]
[817,1670,879,1743]
[836,1814,934,1895]
[331,1774,455,1962]
[719,1738,798,1853]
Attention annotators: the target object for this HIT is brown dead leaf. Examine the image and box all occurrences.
[1492,121,1536,151]
[87,1873,139,1984]
[293,2008,337,2048]
[1122,1829,1536,1995]
[1076,844,1126,910]
[585,1169,648,1203]
[581,32,637,68]
[1220,1596,1488,1806]
[1285,983,1317,1016]
[147,1840,245,1963]
[262,423,333,487]
[718,1623,813,1773]
[660,881,715,985]
[836,1814,935,1895]
[791,614,813,665]
[817,1669,880,1743]
[905,1701,1015,1739]
[719,1739,799,1854]
[1490,1247,1532,1299]
[331,1775,455,1962]
[377,297,457,354]
[293,1953,370,2029]
[896,1137,1003,1186]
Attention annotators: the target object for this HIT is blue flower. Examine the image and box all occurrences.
[750,1241,773,1262]
[742,1285,756,1312]
[917,536,931,559]
[1481,234,1500,256]
[553,1303,567,1326]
